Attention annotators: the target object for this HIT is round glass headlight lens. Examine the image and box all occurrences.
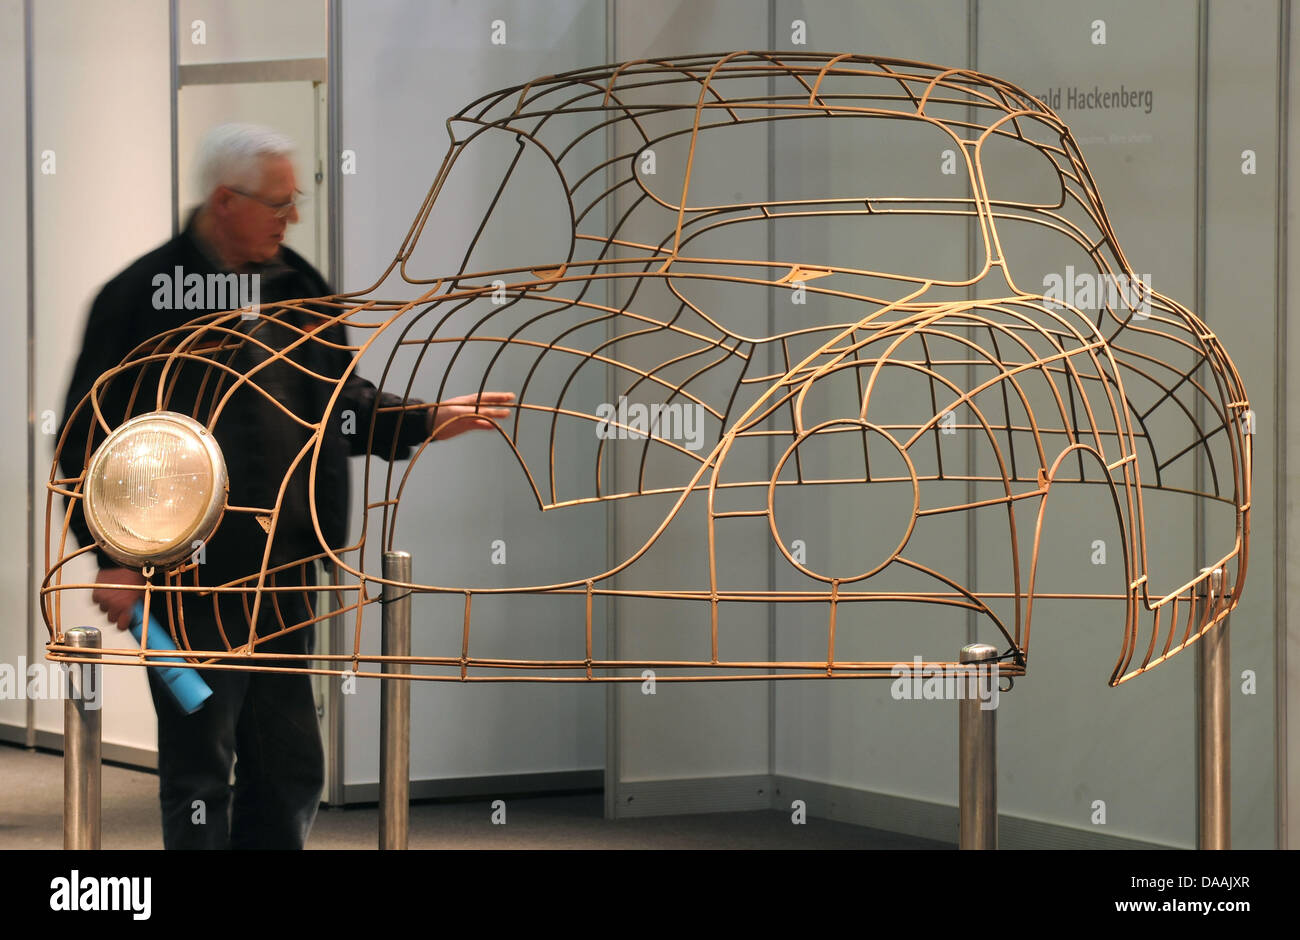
[83,411,228,567]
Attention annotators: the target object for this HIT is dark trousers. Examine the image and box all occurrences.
[146,564,324,850]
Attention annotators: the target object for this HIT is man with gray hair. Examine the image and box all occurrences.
[59,123,511,849]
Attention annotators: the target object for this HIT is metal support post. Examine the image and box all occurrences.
[1197,567,1230,850]
[959,642,998,850]
[63,628,102,850]
[379,550,412,850]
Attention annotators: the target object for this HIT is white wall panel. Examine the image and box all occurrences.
[969,0,1277,848]
[339,0,609,789]
[30,0,172,752]
[178,0,326,65]
[1286,0,1300,852]
[608,0,775,791]
[1202,0,1281,852]
[0,0,31,734]
[768,0,973,806]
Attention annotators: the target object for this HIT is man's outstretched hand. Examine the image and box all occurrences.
[427,391,515,441]
[92,567,146,631]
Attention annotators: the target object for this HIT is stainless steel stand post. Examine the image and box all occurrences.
[379,550,412,850]
[1197,567,1230,850]
[958,642,998,850]
[63,628,102,850]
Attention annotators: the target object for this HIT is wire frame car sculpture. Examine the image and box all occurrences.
[44,52,1251,688]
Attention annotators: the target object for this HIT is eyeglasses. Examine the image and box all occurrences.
[227,186,310,219]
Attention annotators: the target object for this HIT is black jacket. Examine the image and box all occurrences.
[58,214,427,602]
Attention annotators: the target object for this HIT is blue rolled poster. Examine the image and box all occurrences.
[128,601,213,715]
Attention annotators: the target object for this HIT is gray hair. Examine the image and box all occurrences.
[195,123,295,200]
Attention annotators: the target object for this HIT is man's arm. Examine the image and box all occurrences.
[337,371,433,461]
[338,373,516,456]
[320,316,515,459]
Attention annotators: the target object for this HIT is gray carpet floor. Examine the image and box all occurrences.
[0,743,949,849]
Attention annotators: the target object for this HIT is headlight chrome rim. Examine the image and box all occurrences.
[83,411,229,568]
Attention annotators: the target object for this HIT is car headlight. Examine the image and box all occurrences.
[82,411,228,568]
